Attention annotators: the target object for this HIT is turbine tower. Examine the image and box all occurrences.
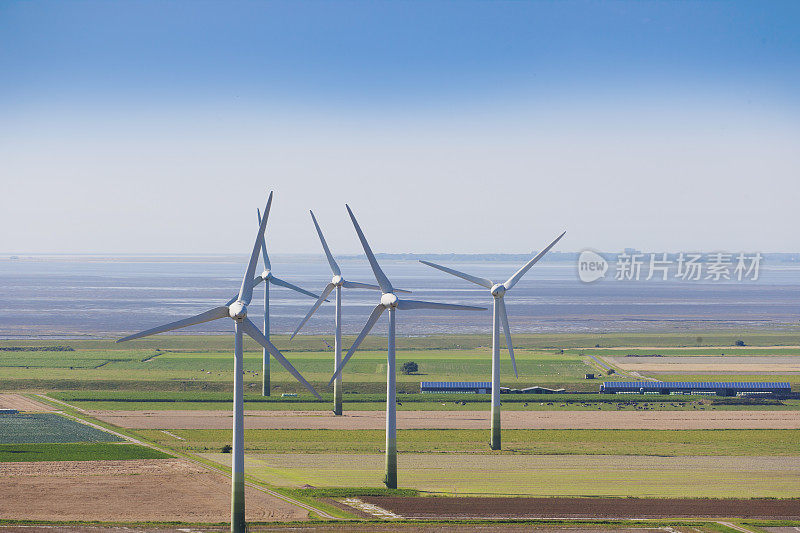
[290,211,410,415]
[226,202,320,397]
[117,192,321,533]
[329,205,485,488]
[420,230,565,450]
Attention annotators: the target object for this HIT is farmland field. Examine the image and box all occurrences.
[136,428,800,456]
[3,332,800,393]
[0,442,169,462]
[0,412,169,462]
[0,458,306,522]
[202,452,800,498]
[2,331,800,525]
[0,413,122,443]
[89,408,800,430]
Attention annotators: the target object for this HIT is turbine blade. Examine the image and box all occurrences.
[290,283,335,340]
[116,306,229,343]
[341,280,381,290]
[241,317,322,400]
[341,280,412,294]
[328,304,384,386]
[419,260,493,289]
[256,208,271,271]
[269,276,320,299]
[345,205,393,293]
[225,276,264,307]
[503,231,566,290]
[239,192,273,305]
[396,299,486,312]
[498,298,518,378]
[310,211,340,276]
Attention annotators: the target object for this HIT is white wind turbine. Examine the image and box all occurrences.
[117,192,321,533]
[225,202,320,397]
[420,230,566,450]
[328,205,485,488]
[290,210,411,415]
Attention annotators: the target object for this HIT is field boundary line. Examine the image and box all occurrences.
[717,521,758,533]
[40,394,88,413]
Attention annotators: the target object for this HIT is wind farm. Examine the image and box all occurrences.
[291,211,385,415]
[3,196,800,531]
[4,1,800,532]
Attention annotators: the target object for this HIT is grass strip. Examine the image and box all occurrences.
[0,442,170,462]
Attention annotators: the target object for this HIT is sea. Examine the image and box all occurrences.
[1,254,799,339]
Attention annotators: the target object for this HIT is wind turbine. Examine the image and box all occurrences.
[117,193,321,533]
[329,205,485,488]
[419,230,566,450]
[225,203,320,397]
[290,210,410,415]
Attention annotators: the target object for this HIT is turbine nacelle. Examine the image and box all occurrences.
[228,301,247,320]
[332,275,344,286]
[490,283,506,298]
[260,270,272,281]
[380,292,399,308]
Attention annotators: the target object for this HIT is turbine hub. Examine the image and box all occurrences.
[491,284,506,298]
[261,270,271,280]
[228,301,247,320]
[332,275,344,286]
[380,292,399,308]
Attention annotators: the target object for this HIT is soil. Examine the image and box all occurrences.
[361,496,800,519]
[0,394,56,412]
[605,355,800,373]
[0,459,307,522]
[88,409,800,430]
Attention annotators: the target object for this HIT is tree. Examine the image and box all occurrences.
[735,340,745,347]
[401,361,418,375]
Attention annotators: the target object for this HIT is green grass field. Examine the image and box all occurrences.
[202,452,800,498]
[135,428,800,456]
[3,331,799,393]
[0,442,170,462]
[4,331,800,504]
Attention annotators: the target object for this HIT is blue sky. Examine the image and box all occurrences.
[2,1,799,253]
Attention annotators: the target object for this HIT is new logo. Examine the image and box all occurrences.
[577,250,608,283]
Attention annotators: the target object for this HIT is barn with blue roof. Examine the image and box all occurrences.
[601,381,791,397]
[420,381,492,394]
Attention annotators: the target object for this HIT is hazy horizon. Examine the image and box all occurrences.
[3,1,798,255]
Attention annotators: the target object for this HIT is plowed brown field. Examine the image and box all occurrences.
[0,393,55,412]
[0,459,307,522]
[362,496,800,519]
